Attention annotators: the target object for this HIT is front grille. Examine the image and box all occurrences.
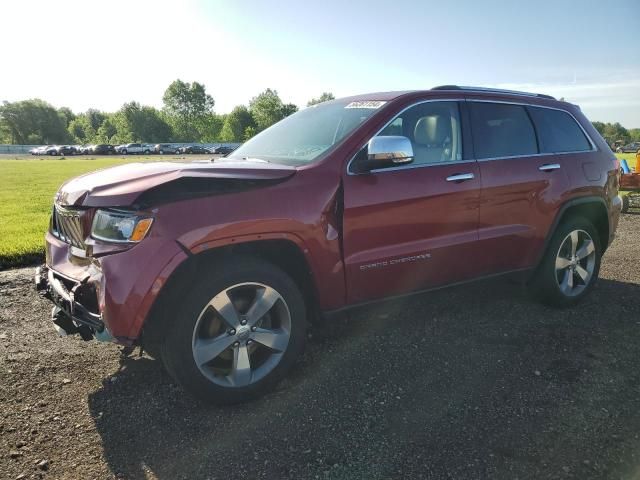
[51,205,86,248]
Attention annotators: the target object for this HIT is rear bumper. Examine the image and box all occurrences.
[609,195,623,246]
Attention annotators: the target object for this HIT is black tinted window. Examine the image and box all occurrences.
[469,103,537,159]
[528,107,591,153]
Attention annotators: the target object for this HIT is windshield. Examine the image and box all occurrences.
[228,100,385,165]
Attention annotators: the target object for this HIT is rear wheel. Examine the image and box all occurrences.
[161,257,307,404]
[528,217,601,307]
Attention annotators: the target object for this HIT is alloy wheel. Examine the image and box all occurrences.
[191,282,291,387]
[555,229,596,297]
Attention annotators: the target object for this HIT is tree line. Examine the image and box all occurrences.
[591,121,640,147]
[0,82,636,146]
[0,80,335,145]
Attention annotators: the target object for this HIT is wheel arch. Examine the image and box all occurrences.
[536,196,610,270]
[141,237,320,353]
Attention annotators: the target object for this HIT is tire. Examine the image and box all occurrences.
[528,217,601,307]
[49,151,56,156]
[622,195,630,213]
[159,150,164,155]
[121,149,128,155]
[161,257,307,404]
[144,149,150,155]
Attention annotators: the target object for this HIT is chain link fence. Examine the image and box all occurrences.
[0,145,39,154]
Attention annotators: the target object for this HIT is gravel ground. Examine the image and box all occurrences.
[1,214,639,480]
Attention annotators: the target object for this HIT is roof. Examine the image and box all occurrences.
[336,86,558,104]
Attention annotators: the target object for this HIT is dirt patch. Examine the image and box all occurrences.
[1,215,640,479]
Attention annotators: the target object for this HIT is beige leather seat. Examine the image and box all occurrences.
[412,115,452,164]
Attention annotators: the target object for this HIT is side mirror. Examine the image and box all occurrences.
[354,136,414,173]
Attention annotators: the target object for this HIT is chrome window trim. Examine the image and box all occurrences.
[475,149,598,163]
[346,97,598,176]
[367,159,477,174]
[465,98,598,153]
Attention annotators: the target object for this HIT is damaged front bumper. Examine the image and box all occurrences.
[35,265,114,342]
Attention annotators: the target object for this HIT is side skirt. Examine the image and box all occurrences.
[321,267,533,321]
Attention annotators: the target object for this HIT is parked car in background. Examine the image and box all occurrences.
[44,145,61,156]
[117,143,152,155]
[54,145,76,156]
[154,144,180,154]
[30,146,49,155]
[210,145,237,155]
[616,142,640,153]
[92,144,116,155]
[77,145,92,155]
[177,145,211,154]
[36,86,622,404]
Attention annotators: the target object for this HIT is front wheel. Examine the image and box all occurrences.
[161,257,307,404]
[121,149,128,155]
[528,217,601,307]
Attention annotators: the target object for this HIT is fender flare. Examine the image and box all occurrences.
[138,232,327,344]
[534,195,609,269]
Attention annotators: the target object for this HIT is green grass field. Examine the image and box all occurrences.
[0,153,638,270]
[0,155,189,269]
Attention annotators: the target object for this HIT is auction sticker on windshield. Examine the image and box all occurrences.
[345,101,387,109]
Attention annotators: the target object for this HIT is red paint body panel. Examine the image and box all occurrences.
[342,161,481,302]
[475,153,570,274]
[42,89,622,343]
[57,160,296,207]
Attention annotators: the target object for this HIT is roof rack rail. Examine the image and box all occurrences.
[431,85,555,100]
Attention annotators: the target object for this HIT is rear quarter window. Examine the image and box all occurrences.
[468,102,538,159]
[527,107,592,153]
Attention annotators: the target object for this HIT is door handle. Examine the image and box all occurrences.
[446,173,475,182]
[539,163,561,172]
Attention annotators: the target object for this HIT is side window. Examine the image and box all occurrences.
[528,107,591,153]
[377,101,462,164]
[469,102,537,159]
[379,117,403,136]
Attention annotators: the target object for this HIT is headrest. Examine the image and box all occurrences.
[414,115,449,145]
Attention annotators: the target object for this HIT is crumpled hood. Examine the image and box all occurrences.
[56,160,297,207]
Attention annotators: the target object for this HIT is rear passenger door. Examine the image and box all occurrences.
[469,101,570,275]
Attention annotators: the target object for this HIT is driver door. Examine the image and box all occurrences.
[342,100,481,303]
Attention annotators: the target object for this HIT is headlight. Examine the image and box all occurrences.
[91,209,153,243]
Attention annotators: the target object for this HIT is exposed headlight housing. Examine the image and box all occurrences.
[91,209,153,243]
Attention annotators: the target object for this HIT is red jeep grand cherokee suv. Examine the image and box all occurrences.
[36,86,622,403]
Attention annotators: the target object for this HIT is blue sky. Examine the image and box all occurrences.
[1,0,638,126]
